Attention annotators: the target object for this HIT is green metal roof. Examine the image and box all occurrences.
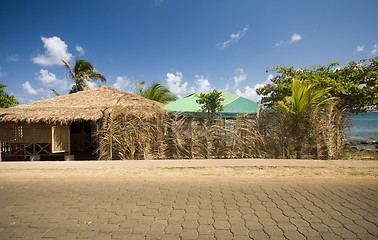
[162,92,260,118]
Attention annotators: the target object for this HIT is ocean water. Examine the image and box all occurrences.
[344,112,378,144]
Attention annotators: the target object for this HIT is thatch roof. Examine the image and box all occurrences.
[0,86,164,124]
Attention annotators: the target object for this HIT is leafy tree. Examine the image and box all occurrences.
[134,81,176,104]
[62,59,106,94]
[257,57,378,114]
[0,84,18,108]
[276,79,338,158]
[196,90,225,118]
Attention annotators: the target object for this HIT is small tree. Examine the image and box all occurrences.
[196,90,224,119]
[0,84,18,108]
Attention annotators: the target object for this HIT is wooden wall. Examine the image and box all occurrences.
[0,122,52,143]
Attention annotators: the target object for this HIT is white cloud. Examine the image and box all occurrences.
[153,0,164,6]
[6,54,20,62]
[22,81,38,95]
[217,25,249,50]
[32,36,73,66]
[372,43,378,54]
[87,81,98,89]
[233,68,247,89]
[194,75,211,92]
[113,76,130,91]
[356,45,364,52]
[75,44,85,56]
[0,66,5,78]
[37,69,56,84]
[223,83,230,92]
[289,33,302,44]
[235,74,273,102]
[166,72,189,98]
[275,40,283,47]
[36,69,72,94]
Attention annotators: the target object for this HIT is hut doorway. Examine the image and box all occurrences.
[70,121,97,159]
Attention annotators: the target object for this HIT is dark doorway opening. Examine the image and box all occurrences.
[70,121,97,160]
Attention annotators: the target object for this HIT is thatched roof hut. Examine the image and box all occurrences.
[0,86,164,160]
[0,86,164,124]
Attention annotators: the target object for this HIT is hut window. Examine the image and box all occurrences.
[15,125,23,140]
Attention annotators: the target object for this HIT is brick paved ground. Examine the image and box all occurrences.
[0,180,377,240]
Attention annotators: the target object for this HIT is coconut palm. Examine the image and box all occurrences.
[134,81,176,104]
[277,79,337,121]
[62,59,106,94]
[276,79,338,158]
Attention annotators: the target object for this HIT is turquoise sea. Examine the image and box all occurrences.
[344,112,378,149]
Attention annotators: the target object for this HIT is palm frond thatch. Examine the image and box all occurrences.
[0,86,164,124]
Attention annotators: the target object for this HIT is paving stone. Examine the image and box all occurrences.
[249,230,269,240]
[213,220,230,230]
[164,224,182,234]
[197,224,215,235]
[0,180,376,240]
[214,229,233,240]
[161,233,180,240]
[130,223,149,234]
[198,216,214,224]
[180,228,198,239]
[181,220,199,229]
[283,230,306,240]
[230,224,249,236]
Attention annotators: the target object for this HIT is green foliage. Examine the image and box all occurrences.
[276,79,339,159]
[134,81,177,104]
[277,79,338,123]
[257,57,378,114]
[196,90,225,118]
[0,84,18,108]
[62,59,106,94]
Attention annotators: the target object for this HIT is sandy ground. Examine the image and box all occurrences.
[0,166,377,183]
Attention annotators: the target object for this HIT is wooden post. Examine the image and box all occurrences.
[189,118,194,159]
[67,125,71,157]
[32,124,36,155]
[109,113,113,161]
[99,108,110,160]
[0,141,2,162]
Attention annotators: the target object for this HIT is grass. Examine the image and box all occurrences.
[344,149,378,160]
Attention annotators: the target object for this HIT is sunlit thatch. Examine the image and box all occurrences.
[0,86,164,124]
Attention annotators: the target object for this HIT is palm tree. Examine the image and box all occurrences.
[134,81,176,104]
[62,59,106,94]
[277,79,338,158]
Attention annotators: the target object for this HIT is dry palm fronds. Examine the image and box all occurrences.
[96,101,346,160]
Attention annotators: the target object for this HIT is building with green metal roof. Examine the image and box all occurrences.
[162,92,261,118]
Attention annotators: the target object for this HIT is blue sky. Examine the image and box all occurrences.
[1,0,377,104]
